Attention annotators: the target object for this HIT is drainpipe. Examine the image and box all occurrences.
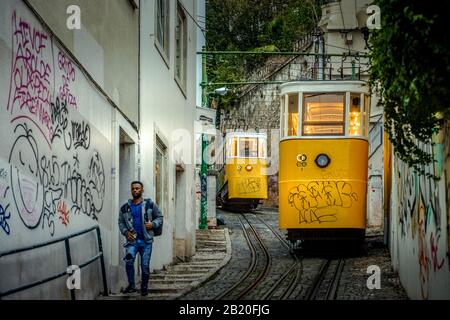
[320,35,325,80]
[351,60,356,80]
[200,46,208,230]
[201,46,207,108]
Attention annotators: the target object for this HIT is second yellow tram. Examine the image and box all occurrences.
[278,81,370,244]
[217,132,268,211]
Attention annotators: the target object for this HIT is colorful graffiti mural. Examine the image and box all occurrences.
[0,8,109,243]
[288,181,358,224]
[396,127,449,299]
[236,177,262,195]
[444,121,450,258]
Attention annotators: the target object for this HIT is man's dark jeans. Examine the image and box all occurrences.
[124,238,153,289]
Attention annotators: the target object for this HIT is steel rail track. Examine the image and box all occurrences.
[254,214,303,300]
[214,214,271,300]
[305,258,345,300]
[325,258,345,300]
[236,214,272,299]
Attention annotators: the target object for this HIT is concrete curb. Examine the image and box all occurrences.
[170,227,232,300]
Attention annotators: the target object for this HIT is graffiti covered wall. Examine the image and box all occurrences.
[390,123,450,299]
[0,0,112,298]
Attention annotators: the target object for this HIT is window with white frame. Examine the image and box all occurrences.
[155,0,170,60]
[155,136,167,213]
[175,3,187,89]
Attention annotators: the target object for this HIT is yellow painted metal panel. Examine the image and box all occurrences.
[226,158,268,199]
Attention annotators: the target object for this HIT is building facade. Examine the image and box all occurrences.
[139,0,200,269]
[0,0,203,299]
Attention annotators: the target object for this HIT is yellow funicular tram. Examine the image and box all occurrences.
[217,132,268,211]
[278,81,370,246]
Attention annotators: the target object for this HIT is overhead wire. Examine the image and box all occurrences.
[178,0,206,40]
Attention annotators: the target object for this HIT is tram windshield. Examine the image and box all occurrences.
[226,136,267,158]
[239,137,258,157]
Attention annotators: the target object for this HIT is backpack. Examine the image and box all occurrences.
[143,199,163,237]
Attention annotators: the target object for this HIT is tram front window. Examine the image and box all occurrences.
[303,93,345,136]
[239,137,258,157]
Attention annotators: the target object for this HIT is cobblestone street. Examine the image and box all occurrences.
[180,209,409,300]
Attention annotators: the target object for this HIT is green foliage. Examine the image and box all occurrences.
[368,0,450,178]
[205,0,320,110]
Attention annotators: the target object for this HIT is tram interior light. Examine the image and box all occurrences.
[349,111,361,136]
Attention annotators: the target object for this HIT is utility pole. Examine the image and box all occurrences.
[319,34,325,80]
[215,102,221,130]
[200,46,208,230]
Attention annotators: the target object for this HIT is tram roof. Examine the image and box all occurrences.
[280,80,369,94]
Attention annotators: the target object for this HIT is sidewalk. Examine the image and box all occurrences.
[100,228,231,300]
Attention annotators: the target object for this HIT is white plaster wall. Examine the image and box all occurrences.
[207,175,216,225]
[139,0,198,270]
[0,0,120,299]
[196,0,206,108]
[367,121,384,232]
[27,0,140,125]
[109,110,139,293]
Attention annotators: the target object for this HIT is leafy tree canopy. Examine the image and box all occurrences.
[206,0,319,52]
[204,0,320,109]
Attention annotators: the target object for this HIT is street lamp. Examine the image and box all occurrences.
[214,87,229,96]
[199,46,228,230]
[213,87,229,130]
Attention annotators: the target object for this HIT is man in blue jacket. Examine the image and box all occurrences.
[118,181,163,296]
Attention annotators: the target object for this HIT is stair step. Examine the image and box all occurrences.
[192,257,226,262]
[149,286,185,293]
[151,279,195,285]
[167,266,213,273]
[151,273,204,280]
[98,291,178,300]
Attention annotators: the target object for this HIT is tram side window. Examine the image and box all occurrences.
[280,95,286,137]
[239,137,258,157]
[349,93,361,136]
[226,138,232,158]
[303,93,345,136]
[226,137,238,158]
[288,94,298,136]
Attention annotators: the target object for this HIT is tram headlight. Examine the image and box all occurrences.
[315,154,331,168]
[245,165,253,171]
[296,154,307,162]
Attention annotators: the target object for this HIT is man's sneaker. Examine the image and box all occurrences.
[122,285,137,294]
[141,287,148,296]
